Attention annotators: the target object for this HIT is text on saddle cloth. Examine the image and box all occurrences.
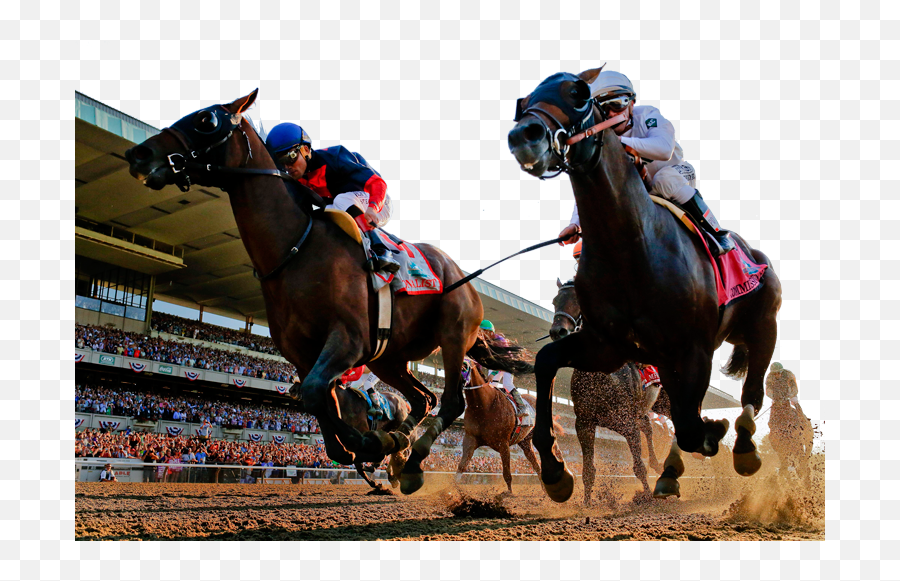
[648,195,768,307]
[368,234,443,296]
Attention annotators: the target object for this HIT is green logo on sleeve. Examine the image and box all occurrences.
[646,118,657,128]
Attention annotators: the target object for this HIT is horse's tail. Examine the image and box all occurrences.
[466,329,535,375]
[721,344,750,380]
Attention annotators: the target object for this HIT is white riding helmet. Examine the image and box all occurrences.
[589,71,636,100]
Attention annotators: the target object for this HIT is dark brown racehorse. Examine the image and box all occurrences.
[550,280,673,504]
[454,359,558,495]
[508,69,783,502]
[124,90,531,494]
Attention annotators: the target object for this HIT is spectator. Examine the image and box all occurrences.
[99,463,117,482]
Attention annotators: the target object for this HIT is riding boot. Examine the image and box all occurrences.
[511,389,529,418]
[365,230,401,274]
[681,191,735,256]
[366,388,382,419]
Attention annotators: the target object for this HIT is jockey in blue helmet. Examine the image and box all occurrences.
[265,123,400,273]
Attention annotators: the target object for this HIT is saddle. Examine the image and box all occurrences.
[649,196,768,307]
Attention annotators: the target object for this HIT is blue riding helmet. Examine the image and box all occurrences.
[265,122,312,157]
[479,320,494,331]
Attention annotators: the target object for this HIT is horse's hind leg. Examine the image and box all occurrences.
[518,438,541,476]
[733,316,778,477]
[640,414,663,474]
[362,365,433,457]
[575,417,597,506]
[498,445,514,494]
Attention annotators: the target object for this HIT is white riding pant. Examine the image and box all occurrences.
[329,191,393,228]
[649,162,697,205]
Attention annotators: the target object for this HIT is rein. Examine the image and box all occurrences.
[443,234,573,294]
[159,112,327,281]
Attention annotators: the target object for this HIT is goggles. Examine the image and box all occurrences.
[596,95,632,115]
[275,144,311,166]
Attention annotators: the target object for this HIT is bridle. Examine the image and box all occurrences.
[552,281,583,334]
[516,91,628,180]
[150,104,325,282]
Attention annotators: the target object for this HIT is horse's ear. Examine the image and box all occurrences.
[228,89,259,115]
[556,277,563,288]
[578,64,606,86]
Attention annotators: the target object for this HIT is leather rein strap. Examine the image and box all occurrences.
[565,113,627,146]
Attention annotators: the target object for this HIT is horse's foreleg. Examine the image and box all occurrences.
[518,438,541,476]
[402,344,467,495]
[653,439,685,498]
[455,434,478,485]
[622,423,651,496]
[575,417,597,506]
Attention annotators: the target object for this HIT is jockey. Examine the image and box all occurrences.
[479,320,528,418]
[265,123,400,273]
[558,70,735,256]
[341,365,383,419]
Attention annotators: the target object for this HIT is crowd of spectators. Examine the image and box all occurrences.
[76,384,319,433]
[76,323,297,383]
[150,312,281,355]
[76,429,339,481]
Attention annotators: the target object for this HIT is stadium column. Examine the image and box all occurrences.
[245,315,253,333]
[144,274,156,333]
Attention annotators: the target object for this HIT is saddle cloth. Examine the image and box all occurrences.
[319,208,442,296]
[347,386,393,422]
[638,365,661,390]
[649,196,768,307]
[498,388,535,446]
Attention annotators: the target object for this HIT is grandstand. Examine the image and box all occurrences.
[74,92,741,477]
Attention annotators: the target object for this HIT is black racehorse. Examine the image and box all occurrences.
[508,69,783,501]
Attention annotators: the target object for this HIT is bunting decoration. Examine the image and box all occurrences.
[272,435,286,444]
[248,432,263,442]
[166,426,184,436]
[75,353,85,362]
[75,418,84,428]
[233,378,247,388]
[99,420,121,431]
[275,385,289,394]
[129,361,147,373]
[184,371,200,381]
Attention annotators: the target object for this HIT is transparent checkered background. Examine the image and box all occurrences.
[3,0,894,576]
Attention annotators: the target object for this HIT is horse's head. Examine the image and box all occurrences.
[124,90,261,192]
[550,278,581,341]
[507,67,605,178]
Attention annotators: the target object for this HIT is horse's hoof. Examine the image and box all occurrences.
[653,476,681,498]
[541,466,575,503]
[400,471,425,495]
[367,484,394,496]
[733,449,762,476]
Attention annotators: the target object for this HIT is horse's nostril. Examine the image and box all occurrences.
[129,145,153,163]
[523,123,545,143]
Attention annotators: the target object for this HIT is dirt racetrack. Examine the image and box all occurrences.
[76,456,824,541]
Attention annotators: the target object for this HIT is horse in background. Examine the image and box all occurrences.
[765,363,814,483]
[454,359,562,495]
[551,279,673,504]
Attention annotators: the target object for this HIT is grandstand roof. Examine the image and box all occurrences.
[74,92,740,409]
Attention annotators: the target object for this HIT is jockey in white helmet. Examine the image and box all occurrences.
[558,70,734,256]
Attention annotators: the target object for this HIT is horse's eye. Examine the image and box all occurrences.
[193,111,219,134]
